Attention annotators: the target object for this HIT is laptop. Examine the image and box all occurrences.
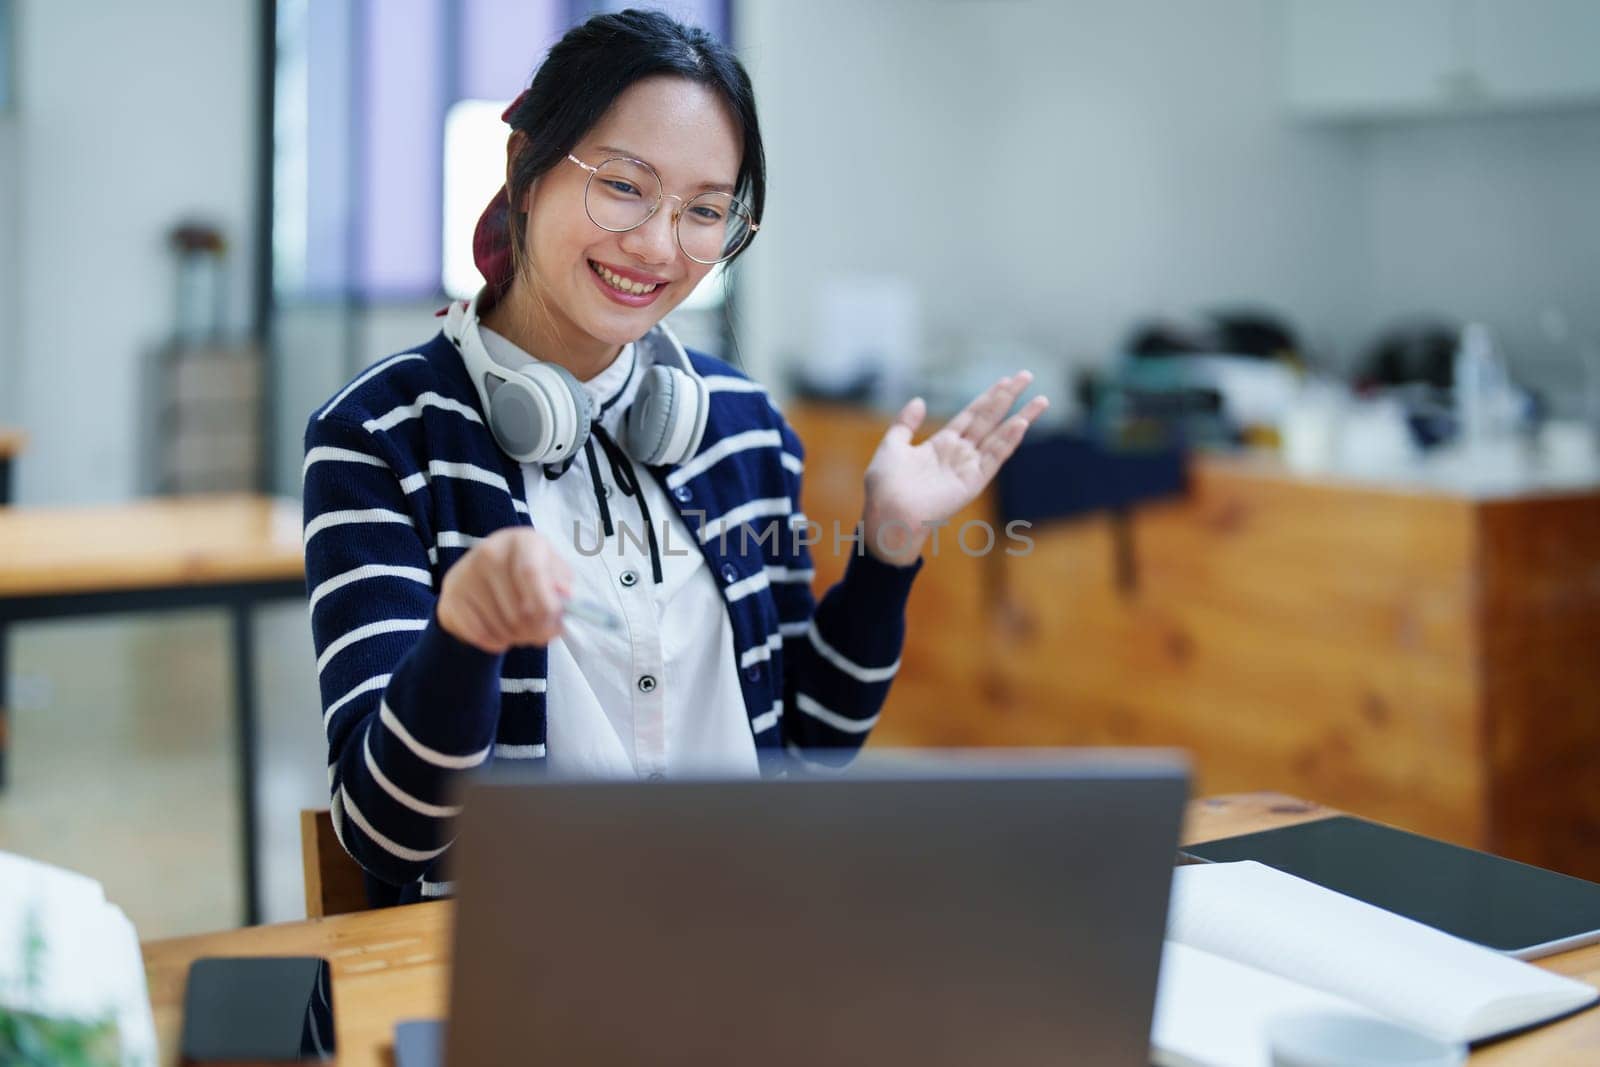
[436,750,1188,1066]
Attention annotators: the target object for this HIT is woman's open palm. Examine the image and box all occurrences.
[862,371,1049,563]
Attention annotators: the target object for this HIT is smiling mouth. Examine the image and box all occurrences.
[589,260,663,296]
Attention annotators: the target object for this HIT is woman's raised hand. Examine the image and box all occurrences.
[437,527,574,653]
[861,371,1049,565]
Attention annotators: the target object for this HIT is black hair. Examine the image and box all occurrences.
[504,8,765,267]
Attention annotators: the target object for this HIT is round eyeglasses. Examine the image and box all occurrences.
[566,154,758,265]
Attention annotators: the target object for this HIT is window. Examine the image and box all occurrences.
[441,99,510,299]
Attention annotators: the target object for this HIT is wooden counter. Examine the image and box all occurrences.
[788,404,1600,880]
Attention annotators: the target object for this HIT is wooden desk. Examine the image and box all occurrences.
[0,427,25,504]
[139,793,1600,1066]
[0,494,305,923]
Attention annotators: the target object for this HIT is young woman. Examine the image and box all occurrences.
[303,8,1048,902]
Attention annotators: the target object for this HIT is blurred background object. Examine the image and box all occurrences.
[1092,309,1305,449]
[791,274,920,408]
[1356,318,1460,392]
[143,221,265,495]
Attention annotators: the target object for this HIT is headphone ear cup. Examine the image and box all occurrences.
[542,362,594,460]
[487,362,592,464]
[622,365,676,465]
[623,366,708,466]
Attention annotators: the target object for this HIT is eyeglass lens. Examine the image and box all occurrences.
[585,158,753,264]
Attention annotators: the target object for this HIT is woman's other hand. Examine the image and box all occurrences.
[861,371,1049,566]
[437,527,574,653]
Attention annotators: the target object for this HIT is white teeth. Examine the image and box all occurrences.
[592,262,659,296]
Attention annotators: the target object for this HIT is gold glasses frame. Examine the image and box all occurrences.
[565,153,759,265]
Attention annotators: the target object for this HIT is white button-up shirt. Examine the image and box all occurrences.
[480,328,758,780]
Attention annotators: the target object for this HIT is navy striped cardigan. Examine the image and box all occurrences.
[302,330,920,900]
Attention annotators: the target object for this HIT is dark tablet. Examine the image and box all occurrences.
[1182,815,1600,958]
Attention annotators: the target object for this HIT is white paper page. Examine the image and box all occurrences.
[1152,941,1386,1067]
[1168,861,1597,1042]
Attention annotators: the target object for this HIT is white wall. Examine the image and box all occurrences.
[737,0,1599,416]
[1355,110,1600,410]
[735,0,990,392]
[11,0,257,504]
[737,0,1368,403]
[0,115,18,427]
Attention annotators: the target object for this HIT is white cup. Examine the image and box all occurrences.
[1267,1011,1466,1067]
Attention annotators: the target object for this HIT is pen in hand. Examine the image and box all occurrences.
[562,594,623,633]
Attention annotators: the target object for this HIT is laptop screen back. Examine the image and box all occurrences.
[445,755,1188,1066]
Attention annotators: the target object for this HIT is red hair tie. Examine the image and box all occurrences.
[461,89,532,311]
[500,88,530,124]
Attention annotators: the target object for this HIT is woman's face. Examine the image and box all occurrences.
[517,75,742,355]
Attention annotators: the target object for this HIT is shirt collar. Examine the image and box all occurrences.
[582,342,636,412]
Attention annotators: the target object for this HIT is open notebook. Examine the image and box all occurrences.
[1152,862,1599,1067]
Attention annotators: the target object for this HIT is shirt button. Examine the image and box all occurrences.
[620,570,639,587]
[673,485,692,503]
[721,563,739,584]
[744,664,762,683]
[637,674,657,693]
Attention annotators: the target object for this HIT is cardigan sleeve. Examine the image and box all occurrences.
[769,419,922,767]
[303,412,504,886]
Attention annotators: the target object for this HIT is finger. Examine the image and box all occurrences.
[956,370,1034,444]
[478,575,526,651]
[505,535,563,642]
[523,571,568,645]
[975,392,1048,437]
[998,394,1049,441]
[883,397,927,447]
[534,544,574,632]
[449,544,516,643]
[543,543,575,599]
[483,548,530,637]
[976,399,1048,479]
[975,417,1029,480]
[545,583,575,643]
[506,585,561,646]
[939,376,1006,441]
[1013,394,1050,425]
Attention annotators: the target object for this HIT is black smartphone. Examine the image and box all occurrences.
[179,956,335,1065]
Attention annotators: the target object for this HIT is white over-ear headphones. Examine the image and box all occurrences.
[444,289,710,468]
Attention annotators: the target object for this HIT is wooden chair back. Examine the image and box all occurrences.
[300,808,371,918]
